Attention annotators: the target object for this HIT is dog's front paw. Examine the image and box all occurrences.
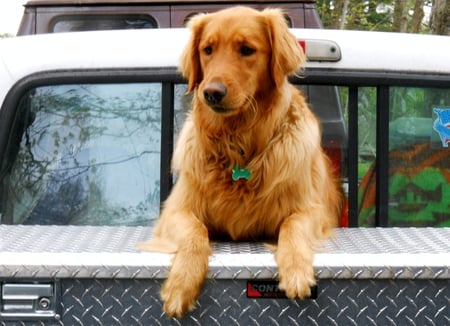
[277,259,316,299]
[161,275,199,319]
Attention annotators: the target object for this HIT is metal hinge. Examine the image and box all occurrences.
[0,281,60,321]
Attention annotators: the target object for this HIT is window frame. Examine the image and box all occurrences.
[0,68,183,224]
[1,67,449,226]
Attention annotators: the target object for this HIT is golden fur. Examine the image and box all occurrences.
[138,6,344,318]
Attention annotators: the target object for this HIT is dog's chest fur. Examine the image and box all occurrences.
[172,94,307,241]
[187,127,289,240]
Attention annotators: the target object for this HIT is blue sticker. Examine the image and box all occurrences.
[433,108,450,148]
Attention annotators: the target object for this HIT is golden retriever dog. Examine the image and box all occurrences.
[139,6,344,318]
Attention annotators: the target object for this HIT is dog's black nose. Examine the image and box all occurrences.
[203,82,227,105]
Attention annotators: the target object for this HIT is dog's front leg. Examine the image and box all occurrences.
[160,212,211,319]
[275,213,318,299]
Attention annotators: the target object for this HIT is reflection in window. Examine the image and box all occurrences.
[174,84,191,136]
[356,87,377,178]
[52,15,157,33]
[303,85,347,177]
[358,87,450,227]
[388,87,450,226]
[1,83,162,225]
[356,87,377,226]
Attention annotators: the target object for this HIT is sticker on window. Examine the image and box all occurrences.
[433,107,450,148]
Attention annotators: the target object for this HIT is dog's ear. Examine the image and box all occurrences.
[180,13,207,92]
[263,9,306,89]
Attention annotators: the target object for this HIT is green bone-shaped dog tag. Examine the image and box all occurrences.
[232,166,251,181]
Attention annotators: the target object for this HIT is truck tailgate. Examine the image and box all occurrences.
[1,226,449,325]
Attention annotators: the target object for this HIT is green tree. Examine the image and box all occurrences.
[316,0,448,34]
[317,0,393,31]
[392,0,409,32]
[429,0,450,35]
[411,0,425,32]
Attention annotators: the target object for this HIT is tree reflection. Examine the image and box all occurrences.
[3,83,162,225]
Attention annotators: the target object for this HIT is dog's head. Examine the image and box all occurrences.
[180,6,305,117]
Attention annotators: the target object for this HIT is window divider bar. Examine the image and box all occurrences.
[160,82,174,207]
[347,86,359,227]
[375,86,390,227]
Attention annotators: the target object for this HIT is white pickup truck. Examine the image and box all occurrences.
[0,28,449,325]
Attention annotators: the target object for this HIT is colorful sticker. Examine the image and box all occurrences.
[433,107,450,148]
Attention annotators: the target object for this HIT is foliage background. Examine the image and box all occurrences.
[316,0,449,35]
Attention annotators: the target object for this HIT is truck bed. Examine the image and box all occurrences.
[1,226,449,325]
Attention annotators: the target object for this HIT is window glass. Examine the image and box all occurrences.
[356,87,379,226]
[358,86,450,227]
[357,87,377,179]
[388,87,450,226]
[1,83,162,225]
[52,15,157,33]
[305,85,348,178]
[174,84,191,136]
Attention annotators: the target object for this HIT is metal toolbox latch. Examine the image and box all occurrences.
[0,281,60,321]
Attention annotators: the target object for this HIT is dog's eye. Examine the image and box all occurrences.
[240,46,255,56]
[204,46,213,55]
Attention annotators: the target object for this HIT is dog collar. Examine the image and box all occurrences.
[232,165,251,181]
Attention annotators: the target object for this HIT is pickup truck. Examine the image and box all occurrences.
[0,28,449,324]
[17,0,323,35]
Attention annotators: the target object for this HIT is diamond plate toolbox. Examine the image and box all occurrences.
[0,226,449,325]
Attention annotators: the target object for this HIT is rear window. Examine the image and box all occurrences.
[1,83,162,225]
[51,14,158,33]
[0,78,448,227]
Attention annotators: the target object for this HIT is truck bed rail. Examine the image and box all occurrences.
[1,226,449,324]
